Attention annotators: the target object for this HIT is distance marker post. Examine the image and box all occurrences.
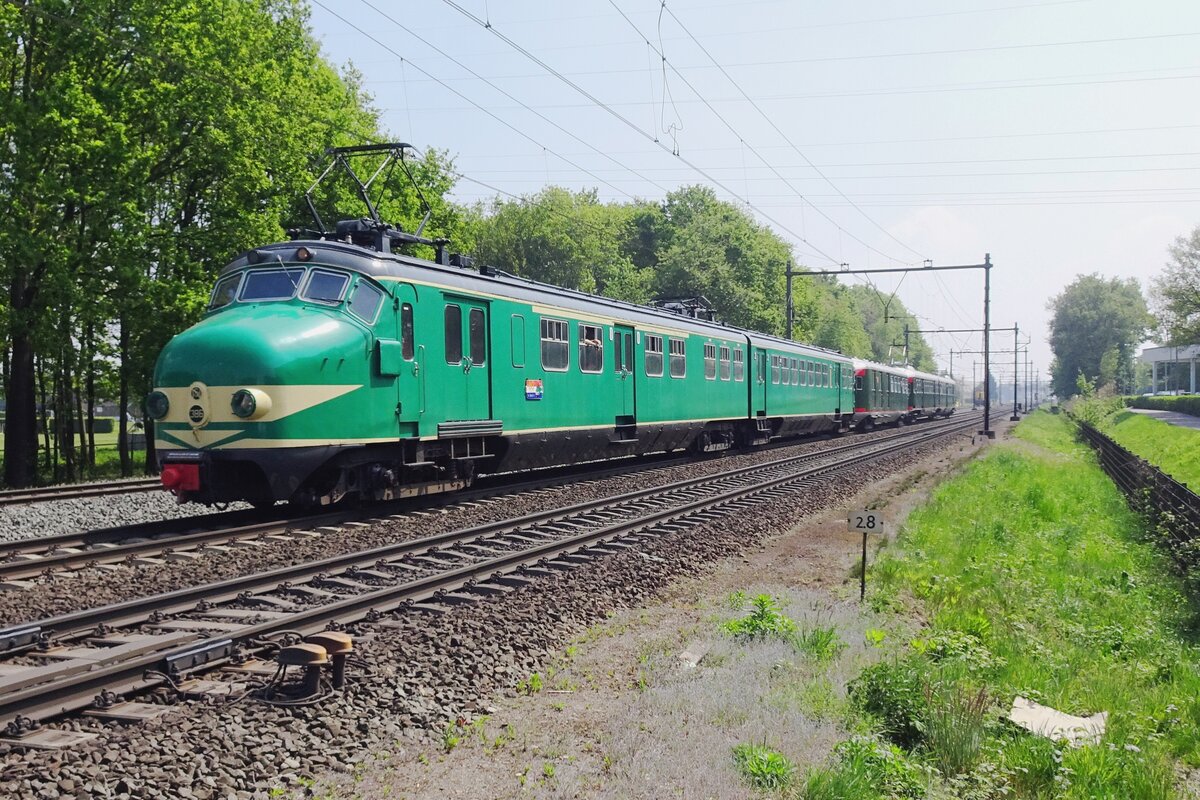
[849,510,885,601]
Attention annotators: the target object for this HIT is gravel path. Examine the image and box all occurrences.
[0,428,977,800]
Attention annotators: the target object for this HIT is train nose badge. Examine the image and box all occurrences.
[187,382,211,434]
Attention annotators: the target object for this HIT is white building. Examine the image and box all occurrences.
[1140,344,1200,394]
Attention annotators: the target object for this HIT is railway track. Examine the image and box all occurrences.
[0,415,972,583]
[0,478,162,507]
[0,413,977,739]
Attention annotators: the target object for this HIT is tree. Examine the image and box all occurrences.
[1047,274,1152,397]
[1151,224,1200,344]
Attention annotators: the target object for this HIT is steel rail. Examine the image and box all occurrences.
[0,479,162,507]
[0,415,977,729]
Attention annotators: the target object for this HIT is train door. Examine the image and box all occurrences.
[613,324,636,419]
[752,348,767,415]
[393,283,421,430]
[440,296,491,421]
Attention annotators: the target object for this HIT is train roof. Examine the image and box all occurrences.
[852,359,954,384]
[221,238,855,363]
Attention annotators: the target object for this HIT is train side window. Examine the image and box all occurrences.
[800,360,808,386]
[625,333,634,373]
[469,308,486,366]
[348,281,384,323]
[210,273,242,309]
[303,269,350,304]
[823,364,830,387]
[540,318,569,371]
[808,361,815,386]
[758,352,766,384]
[854,373,863,391]
[511,315,525,368]
[771,355,780,384]
[791,358,799,386]
[645,335,664,376]
[579,323,603,373]
[401,304,415,360]
[444,305,463,364]
[704,343,717,380]
[669,338,686,378]
[718,346,731,380]
[733,349,744,382]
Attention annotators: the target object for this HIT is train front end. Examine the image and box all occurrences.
[148,243,397,507]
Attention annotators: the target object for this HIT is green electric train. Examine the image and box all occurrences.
[148,145,956,507]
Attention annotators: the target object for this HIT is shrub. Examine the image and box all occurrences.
[1129,394,1200,416]
[810,735,928,799]
[722,594,796,639]
[848,658,927,749]
[794,624,847,662]
[731,742,795,790]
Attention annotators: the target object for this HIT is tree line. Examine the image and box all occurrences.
[0,1,937,489]
[1046,223,1200,399]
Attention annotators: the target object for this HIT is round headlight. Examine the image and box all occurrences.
[231,388,272,420]
[146,391,170,420]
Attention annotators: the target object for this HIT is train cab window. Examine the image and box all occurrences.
[444,305,463,364]
[469,308,486,366]
[734,350,744,382]
[240,268,305,301]
[401,304,415,360]
[719,346,731,380]
[669,338,686,378]
[348,281,384,323]
[579,323,603,373]
[302,270,350,304]
[645,335,664,376]
[704,344,717,380]
[210,273,242,309]
[540,318,569,371]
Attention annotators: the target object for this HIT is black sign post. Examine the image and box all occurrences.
[850,510,884,602]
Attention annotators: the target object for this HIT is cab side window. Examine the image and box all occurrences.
[401,303,415,360]
[348,281,384,323]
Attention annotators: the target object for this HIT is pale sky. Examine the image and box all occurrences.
[307,0,1200,382]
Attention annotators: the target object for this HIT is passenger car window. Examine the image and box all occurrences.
[719,346,731,381]
[469,308,486,366]
[348,281,384,323]
[669,338,686,378]
[771,355,780,384]
[445,305,463,364]
[541,318,569,371]
[703,343,717,380]
[579,324,603,373]
[733,350,744,382]
[645,335,664,377]
[303,270,349,304]
[240,268,305,301]
[210,273,242,309]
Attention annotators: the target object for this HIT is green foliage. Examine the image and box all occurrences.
[731,741,796,790]
[849,658,928,750]
[833,412,1200,796]
[1151,224,1200,345]
[721,593,796,639]
[793,624,847,662]
[804,735,928,800]
[1047,273,1152,397]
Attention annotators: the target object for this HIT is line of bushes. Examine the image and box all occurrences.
[1129,394,1200,416]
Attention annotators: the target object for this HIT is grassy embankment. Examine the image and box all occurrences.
[1098,408,1200,489]
[724,412,1200,798]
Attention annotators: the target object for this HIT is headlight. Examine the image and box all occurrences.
[146,391,170,420]
[231,388,272,420]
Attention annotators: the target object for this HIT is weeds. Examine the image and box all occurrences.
[731,741,795,790]
[923,684,991,776]
[794,624,846,661]
[722,594,796,639]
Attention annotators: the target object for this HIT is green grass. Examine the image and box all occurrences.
[806,411,1200,799]
[1101,409,1200,489]
[0,417,148,484]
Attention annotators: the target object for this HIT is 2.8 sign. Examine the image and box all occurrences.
[849,511,884,533]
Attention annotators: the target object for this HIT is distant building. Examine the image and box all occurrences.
[1140,344,1200,394]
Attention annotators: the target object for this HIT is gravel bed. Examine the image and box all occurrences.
[0,491,252,545]
[0,430,973,800]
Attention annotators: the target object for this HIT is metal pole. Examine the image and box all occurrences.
[860,531,868,602]
[903,324,910,365]
[982,254,993,437]
[972,361,977,408]
[785,259,794,340]
[1010,323,1020,421]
